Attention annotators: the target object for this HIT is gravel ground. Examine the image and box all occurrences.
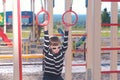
[0,37,120,80]
[0,55,120,80]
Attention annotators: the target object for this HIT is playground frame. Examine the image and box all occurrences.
[1,0,120,80]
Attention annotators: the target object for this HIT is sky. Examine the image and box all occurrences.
[0,0,119,14]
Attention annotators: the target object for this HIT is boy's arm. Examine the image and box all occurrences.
[62,25,69,51]
[64,25,69,31]
[43,21,50,53]
[44,20,48,31]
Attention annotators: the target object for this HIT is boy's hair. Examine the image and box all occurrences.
[50,36,61,46]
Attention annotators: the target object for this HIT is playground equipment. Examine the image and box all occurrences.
[36,0,50,26]
[62,0,78,27]
[75,34,86,48]
[34,0,50,42]
[58,28,64,35]
[2,0,120,80]
[86,0,120,80]
[0,27,12,46]
[58,27,86,48]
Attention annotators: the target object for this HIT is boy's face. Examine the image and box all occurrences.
[50,45,61,54]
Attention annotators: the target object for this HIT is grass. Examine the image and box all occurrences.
[6,31,30,38]
[6,30,120,39]
[5,27,120,39]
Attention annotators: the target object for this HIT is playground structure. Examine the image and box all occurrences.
[0,11,34,26]
[0,0,120,80]
[0,27,12,46]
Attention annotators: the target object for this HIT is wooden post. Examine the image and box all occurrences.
[47,0,53,36]
[86,0,101,80]
[65,0,72,80]
[86,2,93,80]
[3,0,6,33]
[13,0,22,80]
[110,2,118,80]
[31,0,35,41]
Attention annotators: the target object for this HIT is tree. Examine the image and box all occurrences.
[101,8,110,23]
[118,9,120,23]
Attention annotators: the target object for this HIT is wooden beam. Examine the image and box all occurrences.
[0,54,44,59]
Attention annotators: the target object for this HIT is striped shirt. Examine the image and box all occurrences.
[43,30,69,76]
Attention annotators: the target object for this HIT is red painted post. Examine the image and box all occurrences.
[17,0,22,80]
[102,0,120,2]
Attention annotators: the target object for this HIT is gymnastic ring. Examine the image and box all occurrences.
[62,10,78,27]
[36,9,50,27]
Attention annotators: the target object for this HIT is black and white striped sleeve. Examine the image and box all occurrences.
[43,31,50,53]
[62,31,69,51]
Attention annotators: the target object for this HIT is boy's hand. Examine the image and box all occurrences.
[43,20,48,25]
[62,24,69,31]
[64,26,69,31]
[43,20,48,31]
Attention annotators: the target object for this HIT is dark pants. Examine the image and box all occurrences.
[43,73,64,80]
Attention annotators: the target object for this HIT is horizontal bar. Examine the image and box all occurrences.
[0,62,43,66]
[73,47,120,52]
[1,47,120,59]
[101,47,120,50]
[72,64,86,66]
[0,42,12,44]
[101,23,120,26]
[0,54,44,59]
[102,0,120,2]
[54,34,87,36]
[101,70,120,73]
[0,46,13,48]
[71,47,120,52]
[72,49,86,52]
[0,51,13,53]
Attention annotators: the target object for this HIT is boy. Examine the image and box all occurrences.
[42,22,69,80]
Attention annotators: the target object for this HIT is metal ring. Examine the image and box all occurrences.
[62,9,78,27]
[36,9,50,27]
